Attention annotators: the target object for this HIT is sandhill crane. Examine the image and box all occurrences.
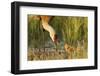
[40,16,59,44]
[64,41,84,59]
[64,43,75,59]
[40,16,59,51]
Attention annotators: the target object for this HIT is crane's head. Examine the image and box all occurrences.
[53,34,60,45]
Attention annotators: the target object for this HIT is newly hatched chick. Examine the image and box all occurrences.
[64,43,75,59]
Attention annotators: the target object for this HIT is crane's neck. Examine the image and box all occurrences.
[42,21,56,39]
[41,16,59,44]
